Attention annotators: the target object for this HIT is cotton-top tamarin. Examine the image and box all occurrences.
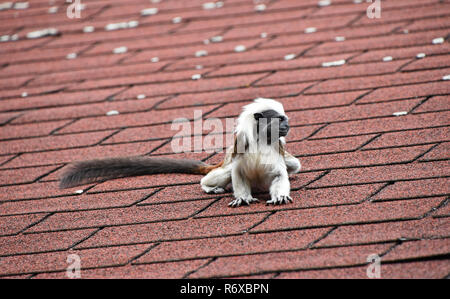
[60,98,301,207]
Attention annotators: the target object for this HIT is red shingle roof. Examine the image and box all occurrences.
[0,0,449,279]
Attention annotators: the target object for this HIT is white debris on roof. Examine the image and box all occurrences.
[432,37,444,44]
[443,75,450,81]
[172,16,182,23]
[26,28,58,39]
[284,54,296,61]
[113,46,128,54]
[318,0,331,7]
[234,45,246,52]
[260,32,268,38]
[196,65,203,70]
[21,92,28,97]
[304,27,317,34]
[203,1,223,9]
[137,94,146,100]
[353,0,362,3]
[393,111,408,116]
[382,56,393,62]
[151,0,161,3]
[322,59,346,67]
[151,57,160,63]
[83,26,95,33]
[192,74,202,80]
[66,52,77,59]
[203,2,223,10]
[210,36,223,43]
[106,110,119,116]
[74,189,84,194]
[48,6,58,13]
[416,53,426,59]
[105,21,139,31]
[13,2,28,9]
[128,20,139,28]
[203,39,210,45]
[0,34,17,42]
[403,29,409,34]
[195,50,208,57]
[0,2,13,10]
[335,36,345,42]
[255,4,266,11]
[141,7,158,16]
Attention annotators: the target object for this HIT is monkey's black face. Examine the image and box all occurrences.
[254,109,290,143]
[278,116,290,137]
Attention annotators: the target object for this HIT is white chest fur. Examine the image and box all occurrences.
[239,149,286,190]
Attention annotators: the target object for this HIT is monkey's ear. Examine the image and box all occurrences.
[253,113,263,120]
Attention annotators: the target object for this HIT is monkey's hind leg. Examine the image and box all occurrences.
[285,152,301,174]
[200,166,231,194]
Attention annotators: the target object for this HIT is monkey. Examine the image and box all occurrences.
[200,98,301,206]
[59,98,301,207]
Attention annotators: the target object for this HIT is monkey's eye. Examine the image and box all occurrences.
[278,116,286,121]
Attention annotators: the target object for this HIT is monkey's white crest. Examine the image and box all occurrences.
[236,98,285,130]
[235,98,286,146]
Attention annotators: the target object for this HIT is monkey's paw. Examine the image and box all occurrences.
[206,186,227,194]
[266,195,293,205]
[228,197,259,208]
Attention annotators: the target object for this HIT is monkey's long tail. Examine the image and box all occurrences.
[59,156,218,189]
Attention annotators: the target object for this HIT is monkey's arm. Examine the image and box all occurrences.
[266,165,292,205]
[229,161,259,207]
